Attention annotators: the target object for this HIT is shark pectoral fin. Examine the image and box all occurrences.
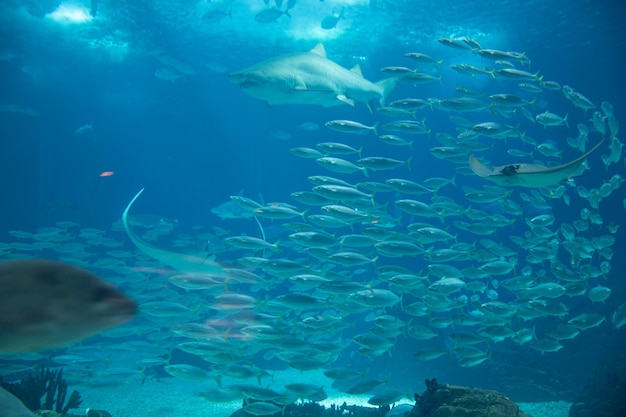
[336,94,355,106]
[294,83,308,91]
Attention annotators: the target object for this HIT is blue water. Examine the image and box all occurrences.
[1,0,625,411]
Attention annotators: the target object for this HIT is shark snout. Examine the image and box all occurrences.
[227,71,247,84]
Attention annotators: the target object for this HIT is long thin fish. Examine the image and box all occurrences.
[122,189,226,275]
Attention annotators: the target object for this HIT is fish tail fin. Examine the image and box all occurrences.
[519,51,528,62]
[406,156,413,171]
[376,77,400,106]
[564,113,569,128]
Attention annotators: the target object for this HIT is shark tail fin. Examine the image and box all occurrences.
[376,77,400,107]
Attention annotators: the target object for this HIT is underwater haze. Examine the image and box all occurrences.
[1,0,625,416]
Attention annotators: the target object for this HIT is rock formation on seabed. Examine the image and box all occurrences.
[407,378,531,417]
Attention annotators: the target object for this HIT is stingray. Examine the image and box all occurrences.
[123,189,226,276]
[469,139,605,188]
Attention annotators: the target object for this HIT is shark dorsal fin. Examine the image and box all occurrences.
[310,43,327,58]
[350,64,364,78]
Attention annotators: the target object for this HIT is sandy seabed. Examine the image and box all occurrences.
[75,369,571,417]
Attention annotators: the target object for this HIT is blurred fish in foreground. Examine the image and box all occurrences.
[0,387,35,417]
[0,259,136,353]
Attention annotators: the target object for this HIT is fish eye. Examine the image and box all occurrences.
[92,285,117,302]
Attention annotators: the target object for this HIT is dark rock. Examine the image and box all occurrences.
[408,378,530,417]
[568,350,626,417]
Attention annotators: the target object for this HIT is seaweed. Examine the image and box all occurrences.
[0,367,82,413]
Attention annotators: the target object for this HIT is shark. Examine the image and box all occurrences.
[228,43,399,110]
[469,138,605,188]
[123,189,226,276]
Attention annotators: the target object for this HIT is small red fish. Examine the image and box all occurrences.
[99,171,115,177]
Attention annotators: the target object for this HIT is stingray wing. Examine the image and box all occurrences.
[469,155,496,178]
[468,156,532,187]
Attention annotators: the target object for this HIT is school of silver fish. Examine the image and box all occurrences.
[1,37,624,410]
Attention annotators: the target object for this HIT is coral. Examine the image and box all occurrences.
[333,402,389,417]
[230,399,391,417]
[0,368,82,414]
[229,379,529,417]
